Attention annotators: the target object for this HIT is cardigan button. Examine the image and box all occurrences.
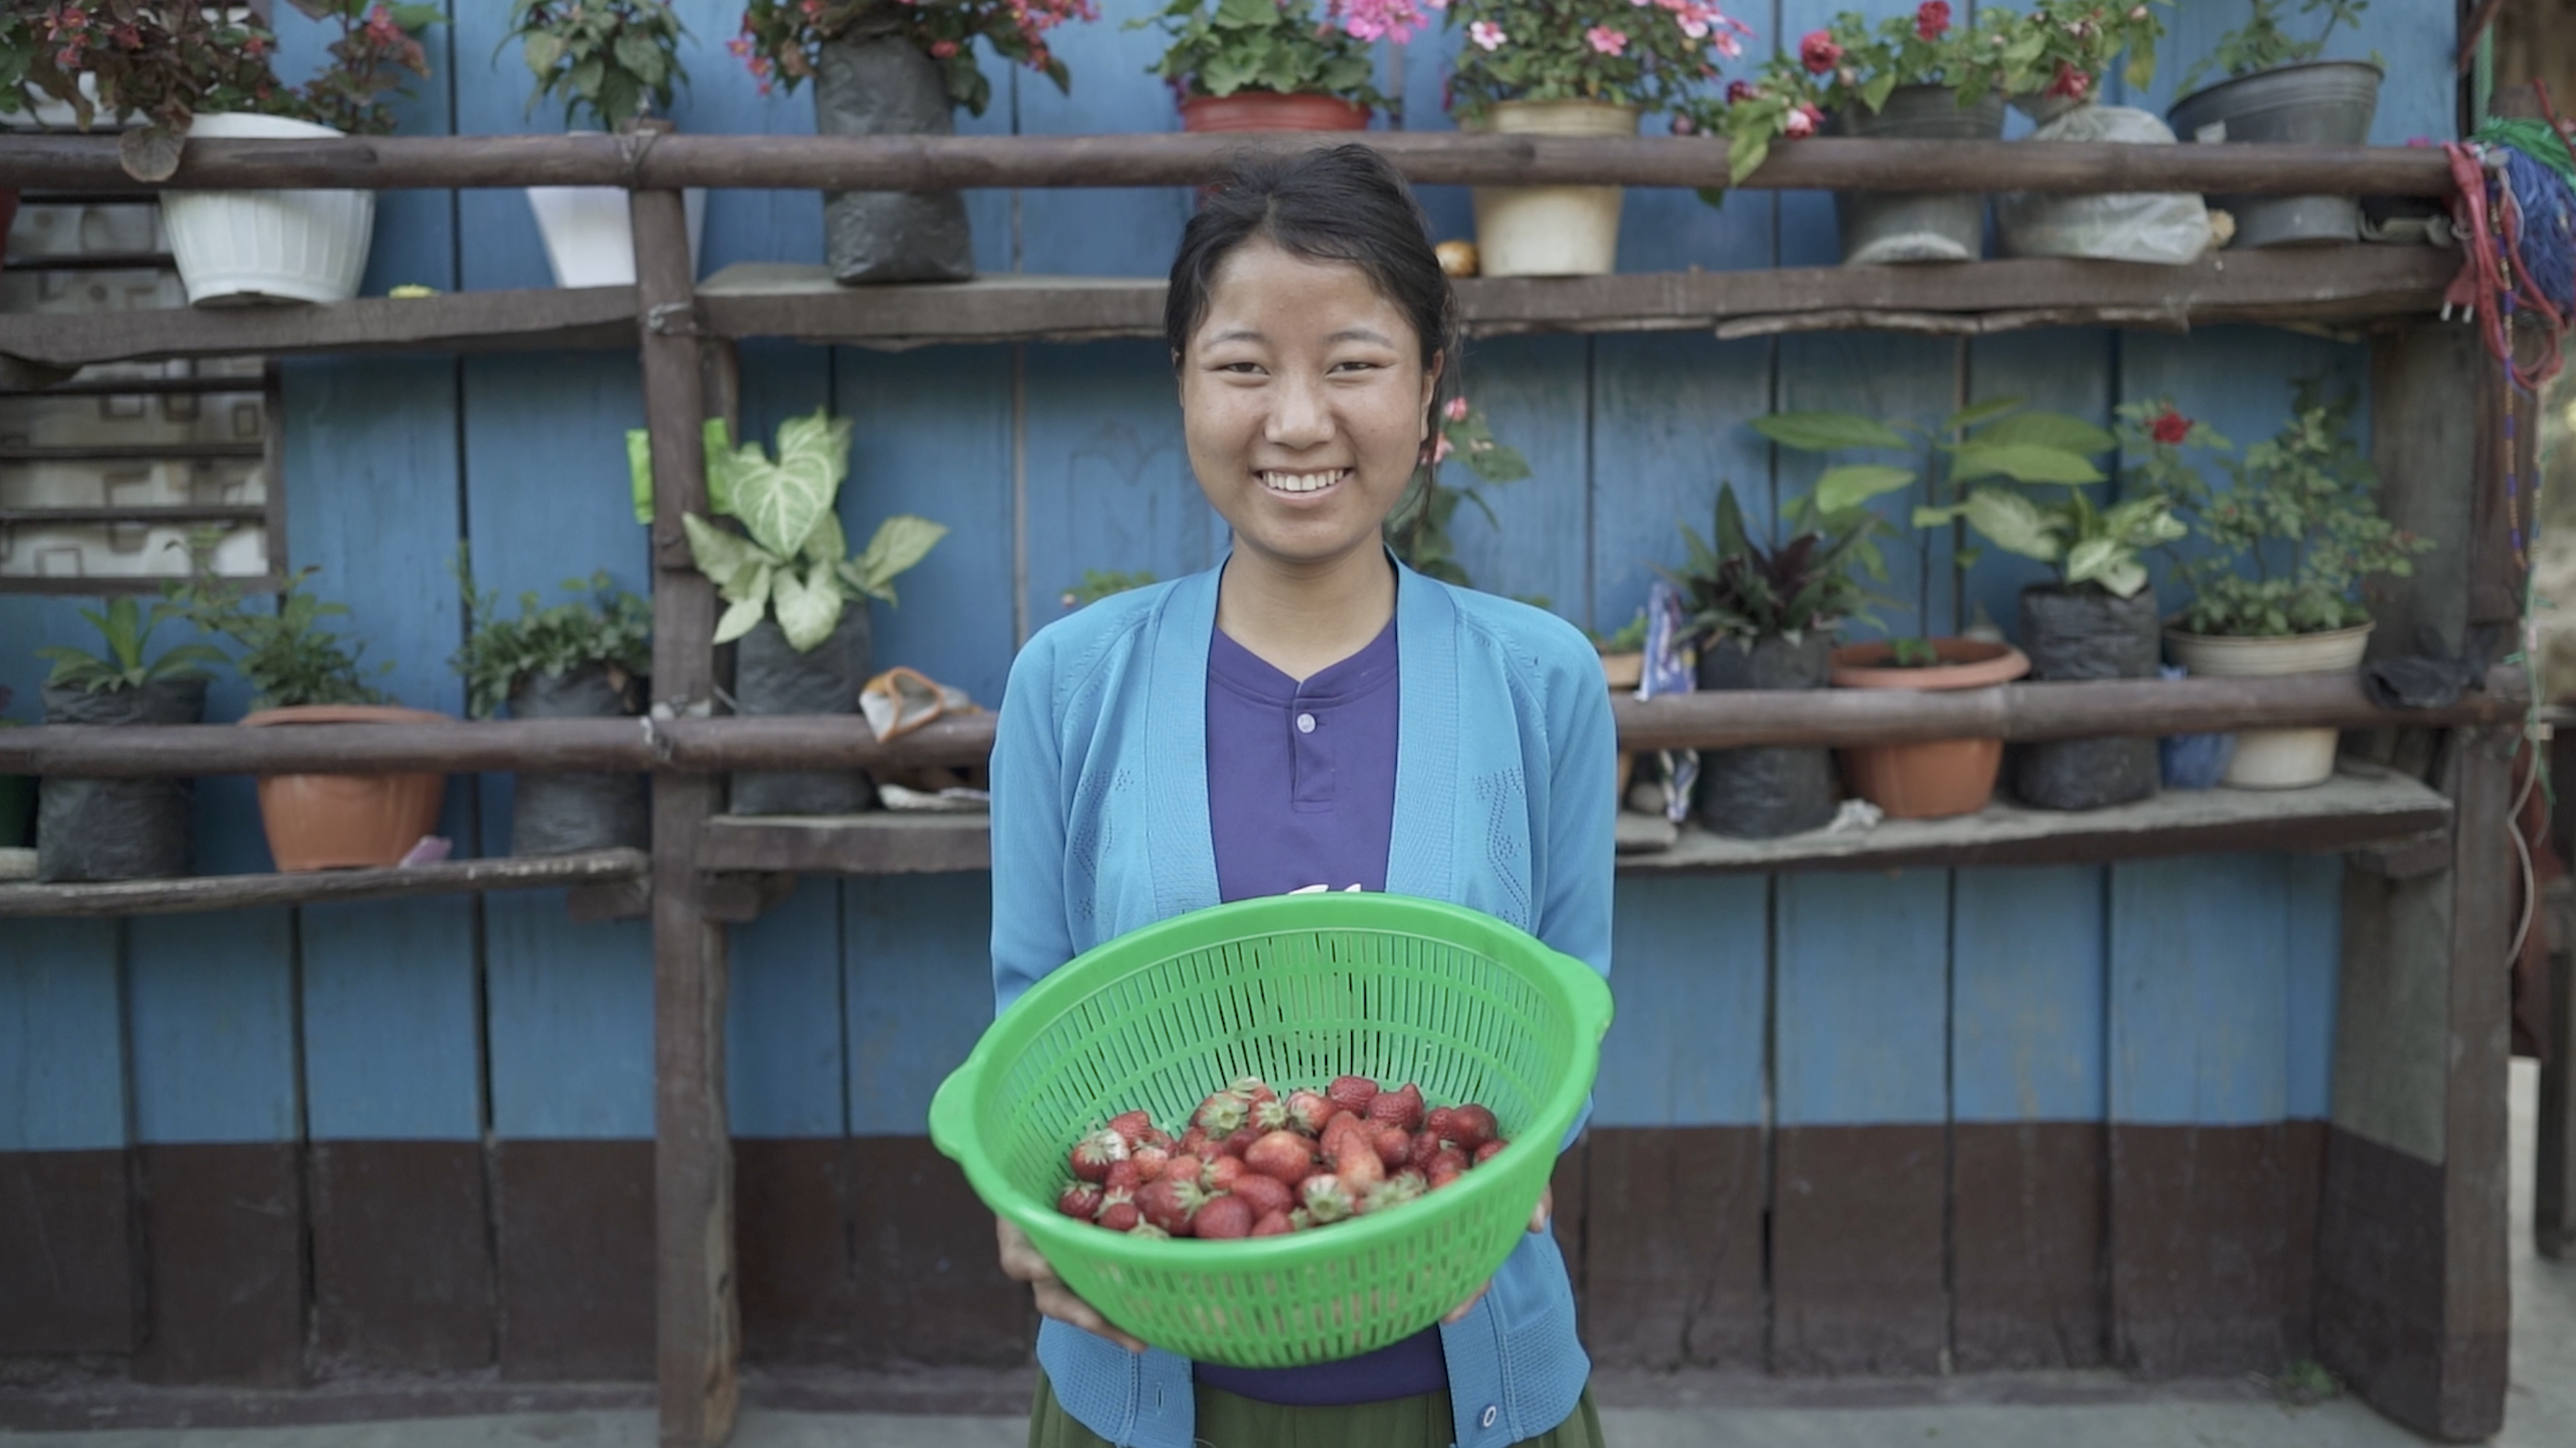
[1480,1405,1499,1430]
[1297,712,1316,734]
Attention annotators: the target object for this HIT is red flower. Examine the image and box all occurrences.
[2150,409,2190,444]
[1798,29,1841,74]
[2045,62,2090,102]
[1783,102,1822,138]
[930,38,960,57]
[1725,79,1755,104]
[1915,2,1950,40]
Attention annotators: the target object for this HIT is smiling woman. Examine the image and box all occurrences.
[987,146,1616,1448]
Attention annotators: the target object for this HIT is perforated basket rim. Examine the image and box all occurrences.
[929,893,1613,1276]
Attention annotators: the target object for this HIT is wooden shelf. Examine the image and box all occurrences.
[0,284,637,371]
[690,762,2447,879]
[0,847,649,918]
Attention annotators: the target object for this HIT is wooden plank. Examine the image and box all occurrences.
[0,132,2463,197]
[1586,333,1774,638]
[133,1142,304,1386]
[2542,903,2574,1259]
[1014,21,1190,280]
[635,175,736,1448]
[734,1137,857,1366]
[725,884,846,1141]
[1778,330,1959,639]
[0,286,637,370]
[1446,335,1591,612]
[308,1140,495,1371]
[2436,726,2514,1436]
[0,1148,134,1353]
[1580,1127,1766,1369]
[494,1138,655,1381]
[0,848,649,916]
[701,813,993,874]
[843,874,995,1136]
[1019,339,1216,634]
[0,920,135,1353]
[2369,324,2485,661]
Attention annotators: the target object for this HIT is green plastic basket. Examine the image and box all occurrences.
[928,893,1614,1369]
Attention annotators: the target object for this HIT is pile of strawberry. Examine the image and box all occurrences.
[1055,1075,1508,1240]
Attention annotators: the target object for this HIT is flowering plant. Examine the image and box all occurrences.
[1130,0,1386,108]
[1688,2,2015,185]
[1443,0,1751,124]
[1384,395,1531,591]
[505,1,689,132]
[2016,0,2164,107]
[2179,0,2367,95]
[734,0,1099,118]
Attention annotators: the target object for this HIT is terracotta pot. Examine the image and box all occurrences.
[1180,93,1369,132]
[1828,639,2031,819]
[240,705,450,871]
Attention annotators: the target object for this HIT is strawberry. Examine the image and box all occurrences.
[1136,1127,1175,1153]
[1373,1124,1412,1170]
[1248,1096,1291,1134]
[1320,1111,1367,1160]
[1367,1083,1425,1133]
[1334,1139,1386,1191]
[1136,1177,1206,1235]
[1163,1155,1208,1191]
[1232,1075,1277,1109]
[1221,1126,1263,1160]
[1129,1222,1171,1239]
[1358,1169,1426,1215]
[1245,1130,1315,1186]
[1096,1197,1141,1233]
[1193,1193,1254,1240]
[1192,1086,1252,1137]
[1130,1143,1170,1184]
[1282,1090,1335,1136]
[1104,1158,1143,1195]
[1232,1172,1293,1219]
[1425,1106,1457,1142]
[1288,1207,1315,1231]
[1326,1075,1380,1117]
[1205,1156,1247,1193]
[1250,1210,1296,1237]
[1069,1129,1125,1183]
[1300,1172,1355,1224]
[1426,1150,1468,1190]
[1177,1126,1211,1159]
[1057,1183,1105,1220]
[1473,1139,1507,1165]
[1105,1109,1155,1147]
[1407,1129,1446,1171]
[1447,1104,1500,1151]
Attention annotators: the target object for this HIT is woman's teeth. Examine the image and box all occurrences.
[1261,469,1346,494]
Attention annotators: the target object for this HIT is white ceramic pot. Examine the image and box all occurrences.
[161,113,373,306]
[525,134,706,287]
[1470,101,1638,278]
[2165,622,2374,788]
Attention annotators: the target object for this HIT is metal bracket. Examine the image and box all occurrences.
[646,302,703,337]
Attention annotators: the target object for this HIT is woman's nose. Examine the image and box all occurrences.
[1264,374,1333,447]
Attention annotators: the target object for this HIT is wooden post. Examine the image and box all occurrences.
[633,152,738,1447]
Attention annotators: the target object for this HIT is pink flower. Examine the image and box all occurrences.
[1468,17,1506,49]
[1725,79,1756,104]
[1782,102,1821,138]
[930,38,960,57]
[1915,1,1951,41]
[1669,112,1697,134]
[1432,435,1455,464]
[1798,30,1841,74]
[2045,61,2090,101]
[1586,25,1628,56]
[1337,0,1432,44]
[1444,396,1472,421]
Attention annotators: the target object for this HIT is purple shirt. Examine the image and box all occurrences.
[1193,617,1449,1406]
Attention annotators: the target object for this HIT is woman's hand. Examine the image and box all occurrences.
[997,1216,1146,1352]
[1440,1185,1553,1324]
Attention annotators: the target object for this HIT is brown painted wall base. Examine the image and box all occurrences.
[1772,1124,1948,1374]
[1573,1127,1764,1369]
[495,1139,654,1381]
[2316,1125,2509,1441]
[2108,1123,2305,1377]
[0,1147,134,1354]
[1953,1121,2106,1370]
[310,1141,494,1372]
[134,1143,305,1388]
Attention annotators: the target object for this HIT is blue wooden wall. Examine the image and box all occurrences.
[0,0,2449,1380]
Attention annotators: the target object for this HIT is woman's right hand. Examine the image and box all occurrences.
[997,1216,1146,1353]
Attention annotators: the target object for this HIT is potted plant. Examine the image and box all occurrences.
[28,2,440,305]
[452,555,654,856]
[682,409,947,815]
[735,0,1099,284]
[1133,0,1386,133]
[2168,0,2381,248]
[1444,0,1750,276]
[28,600,224,883]
[1,10,34,261]
[1909,401,2184,810]
[1699,3,2016,264]
[160,538,444,872]
[1383,393,1532,590]
[1991,2,2213,264]
[503,1,700,289]
[2155,381,2429,788]
[1827,634,2029,818]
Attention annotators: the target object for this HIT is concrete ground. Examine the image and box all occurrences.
[14,1063,2570,1448]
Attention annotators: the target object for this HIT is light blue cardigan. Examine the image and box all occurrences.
[988,558,1616,1448]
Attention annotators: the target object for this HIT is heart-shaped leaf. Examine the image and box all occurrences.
[731,409,848,559]
[772,566,846,652]
[850,515,949,601]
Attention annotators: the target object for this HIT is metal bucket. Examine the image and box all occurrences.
[1832,85,2004,265]
[2167,60,2383,249]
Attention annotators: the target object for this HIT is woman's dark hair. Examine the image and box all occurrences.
[1164,145,1458,414]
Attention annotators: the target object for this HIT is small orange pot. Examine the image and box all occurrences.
[1828,639,2031,820]
[1179,93,1370,133]
[241,705,450,871]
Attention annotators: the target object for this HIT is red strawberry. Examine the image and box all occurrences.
[1248,1097,1291,1133]
[1136,1178,1206,1235]
[1163,1154,1208,1191]
[1194,1193,1254,1240]
[1128,1222,1171,1239]
[1131,1143,1170,1183]
[1136,1127,1175,1152]
[1057,1183,1105,1220]
[1373,1124,1412,1170]
[1177,1126,1211,1159]
[1408,1130,1446,1171]
[1425,1106,1457,1141]
[1326,1075,1380,1117]
[1251,1210,1296,1237]
[1448,1104,1500,1151]
[1205,1156,1247,1193]
[1104,1158,1143,1194]
[1069,1129,1125,1183]
[1232,1076,1277,1109]
[1192,1087,1252,1136]
[1221,1126,1263,1160]
[1245,1130,1314,1186]
[1367,1083,1425,1133]
[1288,1207,1316,1231]
[1105,1110,1154,1147]
[1473,1139,1507,1166]
[1232,1172,1292,1219]
[1283,1090,1335,1135]
[1358,1169,1426,1215]
[1096,1198,1141,1232]
[1320,1111,1367,1160]
[1334,1139,1386,1191]
[1427,1149,1468,1189]
[1300,1173,1355,1224]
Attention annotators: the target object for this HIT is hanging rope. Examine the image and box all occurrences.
[2443,93,2576,394]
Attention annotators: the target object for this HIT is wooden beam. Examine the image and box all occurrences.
[2542,887,2574,1260]
[2437,727,2515,1436]
[0,669,2528,778]
[633,170,736,1448]
[699,813,995,875]
[0,132,2459,198]
[0,848,647,918]
[0,285,636,371]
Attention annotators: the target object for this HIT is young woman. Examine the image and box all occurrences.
[988,144,1615,1448]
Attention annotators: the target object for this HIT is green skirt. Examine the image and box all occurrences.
[1028,1370,1605,1448]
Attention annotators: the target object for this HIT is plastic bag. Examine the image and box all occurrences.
[2012,587,2158,811]
[36,678,205,883]
[1693,633,1840,840]
[1999,104,2213,265]
[508,665,649,856]
[2157,667,2238,789]
[729,609,878,816]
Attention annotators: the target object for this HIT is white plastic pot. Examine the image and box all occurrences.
[1470,101,1638,278]
[161,113,373,306]
[2165,622,2374,788]
[525,134,706,288]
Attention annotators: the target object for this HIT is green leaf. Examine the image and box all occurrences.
[771,566,845,652]
[1950,486,2062,561]
[850,515,949,600]
[682,513,765,588]
[627,429,654,523]
[731,409,848,558]
[614,32,669,87]
[1814,464,1917,513]
[1861,71,1899,114]
[1752,412,1912,453]
[2063,536,2123,588]
[802,509,847,566]
[1939,396,2022,435]
[1970,411,2118,457]
[713,594,767,645]
[1948,442,2106,486]
[567,57,604,101]
[522,32,566,79]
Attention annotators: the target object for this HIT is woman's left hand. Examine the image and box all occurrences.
[1440,1185,1553,1324]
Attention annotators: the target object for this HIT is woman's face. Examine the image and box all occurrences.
[1180,238,1439,577]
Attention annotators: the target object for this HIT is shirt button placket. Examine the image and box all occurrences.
[1480,1404,1500,1430]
